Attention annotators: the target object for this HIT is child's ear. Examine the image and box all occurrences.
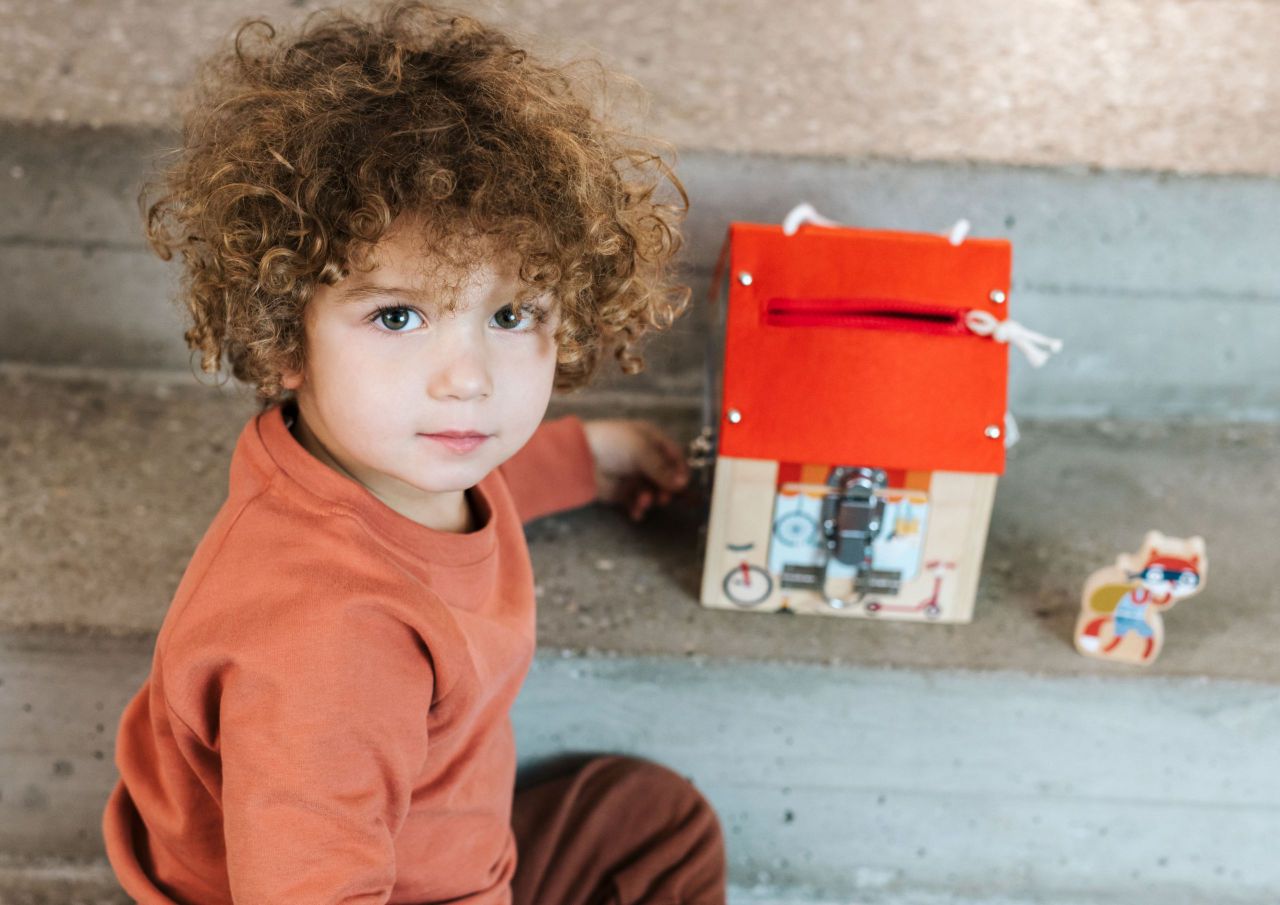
[280,367,304,391]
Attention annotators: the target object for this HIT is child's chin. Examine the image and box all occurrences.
[398,461,490,492]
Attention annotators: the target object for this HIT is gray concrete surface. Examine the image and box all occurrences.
[0,863,846,905]
[3,363,1278,683]
[0,861,1076,905]
[516,657,1280,904]
[4,122,1279,420]
[5,645,1278,903]
[5,0,1280,176]
[0,858,901,905]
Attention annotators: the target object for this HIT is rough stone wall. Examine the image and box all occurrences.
[3,0,1280,175]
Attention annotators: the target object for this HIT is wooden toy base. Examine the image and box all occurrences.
[699,456,996,623]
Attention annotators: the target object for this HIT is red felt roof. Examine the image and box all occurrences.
[718,222,1011,474]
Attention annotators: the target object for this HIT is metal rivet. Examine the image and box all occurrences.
[984,424,1002,440]
[727,408,743,424]
[989,289,1007,305]
[737,272,754,286]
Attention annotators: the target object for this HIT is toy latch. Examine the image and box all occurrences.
[817,467,904,606]
[821,467,886,569]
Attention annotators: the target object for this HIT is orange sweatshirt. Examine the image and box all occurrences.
[102,402,599,904]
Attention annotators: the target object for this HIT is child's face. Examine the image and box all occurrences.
[281,221,561,524]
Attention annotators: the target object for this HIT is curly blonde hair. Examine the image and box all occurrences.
[141,0,689,407]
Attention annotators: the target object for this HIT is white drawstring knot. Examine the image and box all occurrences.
[965,309,1063,368]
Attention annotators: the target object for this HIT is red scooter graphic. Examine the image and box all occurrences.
[863,560,955,619]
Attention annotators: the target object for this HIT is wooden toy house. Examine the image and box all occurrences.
[699,220,1013,623]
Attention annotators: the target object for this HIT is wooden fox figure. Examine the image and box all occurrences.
[1074,531,1207,665]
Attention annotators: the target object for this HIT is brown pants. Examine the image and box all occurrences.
[511,754,727,905]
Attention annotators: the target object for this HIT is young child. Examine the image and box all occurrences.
[101,3,727,902]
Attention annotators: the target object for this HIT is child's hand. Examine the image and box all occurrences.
[581,419,691,522]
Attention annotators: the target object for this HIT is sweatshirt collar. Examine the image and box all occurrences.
[250,400,500,566]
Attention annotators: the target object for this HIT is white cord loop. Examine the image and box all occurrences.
[965,309,1064,368]
[947,219,971,245]
[782,203,841,236]
[784,206,974,248]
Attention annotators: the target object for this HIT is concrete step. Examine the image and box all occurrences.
[5,119,1280,422]
[0,858,928,905]
[5,643,1278,904]
[3,362,1276,679]
[8,858,1202,905]
[3,363,1279,902]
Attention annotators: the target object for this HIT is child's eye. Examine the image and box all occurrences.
[369,306,424,333]
[493,303,547,332]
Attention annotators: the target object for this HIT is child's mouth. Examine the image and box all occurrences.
[419,433,490,453]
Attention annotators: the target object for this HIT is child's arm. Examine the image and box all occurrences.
[165,600,434,902]
[497,415,599,523]
[497,416,690,525]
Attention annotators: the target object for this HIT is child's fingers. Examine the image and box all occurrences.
[661,435,687,472]
[630,482,680,522]
[630,488,652,521]
[639,424,689,489]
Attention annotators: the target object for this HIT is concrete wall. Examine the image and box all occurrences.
[4,122,1278,420]
[4,0,1280,175]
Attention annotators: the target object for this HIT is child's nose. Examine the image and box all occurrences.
[428,346,493,401]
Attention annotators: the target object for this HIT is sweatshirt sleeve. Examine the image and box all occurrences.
[166,600,433,905]
[497,414,598,524]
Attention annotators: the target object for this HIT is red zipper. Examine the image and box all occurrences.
[763,297,966,336]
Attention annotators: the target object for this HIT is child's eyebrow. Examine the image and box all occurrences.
[338,285,432,304]
[339,284,537,310]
